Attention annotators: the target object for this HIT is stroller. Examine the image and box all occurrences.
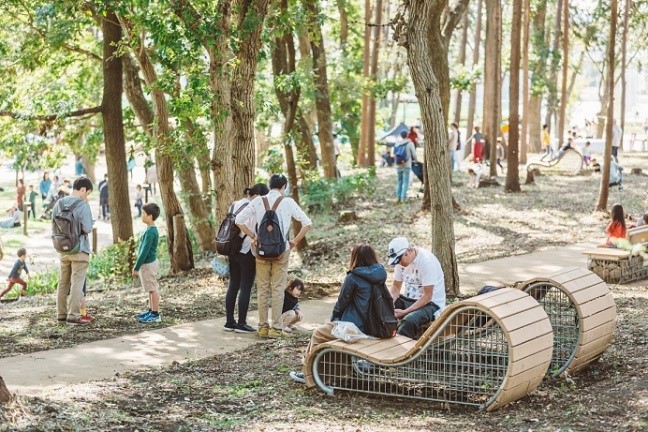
[40,190,68,220]
[411,161,425,193]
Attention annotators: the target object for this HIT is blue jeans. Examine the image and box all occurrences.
[395,295,440,339]
[225,251,256,326]
[395,166,410,201]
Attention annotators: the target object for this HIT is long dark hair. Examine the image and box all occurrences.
[349,244,379,270]
[610,203,626,230]
[244,183,269,197]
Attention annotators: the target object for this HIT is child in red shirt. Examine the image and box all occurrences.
[605,203,627,247]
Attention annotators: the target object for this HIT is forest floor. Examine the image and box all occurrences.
[1,152,647,431]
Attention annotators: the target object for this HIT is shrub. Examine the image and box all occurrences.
[87,237,136,284]
[302,168,376,212]
[26,267,59,296]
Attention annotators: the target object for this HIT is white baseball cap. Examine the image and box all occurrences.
[387,237,409,265]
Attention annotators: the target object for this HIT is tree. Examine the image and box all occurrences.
[465,0,483,160]
[520,0,530,164]
[595,0,618,212]
[506,0,522,192]
[527,0,548,153]
[453,11,470,124]
[401,0,460,296]
[483,0,501,178]
[557,0,569,150]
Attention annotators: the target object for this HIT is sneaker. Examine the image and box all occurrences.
[223,322,237,332]
[137,309,151,319]
[66,316,93,325]
[83,314,95,322]
[289,371,305,384]
[353,359,375,374]
[57,317,67,324]
[282,325,293,334]
[258,327,269,338]
[268,328,283,339]
[235,324,256,334]
[139,313,161,323]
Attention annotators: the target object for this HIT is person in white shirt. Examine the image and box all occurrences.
[612,120,622,162]
[448,122,459,173]
[235,174,312,338]
[387,237,446,339]
[224,183,270,334]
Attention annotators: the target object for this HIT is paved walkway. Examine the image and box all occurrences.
[0,243,595,396]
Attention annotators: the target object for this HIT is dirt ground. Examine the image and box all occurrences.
[1,153,647,431]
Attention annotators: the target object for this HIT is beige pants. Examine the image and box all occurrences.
[255,251,290,329]
[57,252,90,320]
[281,310,301,328]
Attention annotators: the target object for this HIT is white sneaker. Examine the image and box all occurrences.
[289,371,305,384]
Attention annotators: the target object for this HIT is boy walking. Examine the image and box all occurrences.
[0,248,30,300]
[132,203,161,323]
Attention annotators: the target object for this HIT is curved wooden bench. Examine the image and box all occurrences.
[304,288,553,411]
[526,147,583,176]
[519,268,616,377]
[583,226,648,283]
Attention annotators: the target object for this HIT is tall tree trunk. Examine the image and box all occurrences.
[484,0,501,177]
[506,0,522,192]
[102,12,133,243]
[366,0,383,167]
[453,11,470,124]
[545,0,563,134]
[336,0,349,48]
[596,66,609,139]
[405,1,459,297]
[619,0,630,143]
[358,0,372,166]
[465,0,483,159]
[527,0,548,153]
[231,1,270,196]
[296,112,318,169]
[305,0,337,178]
[520,0,530,163]
[596,0,618,212]
[557,0,569,149]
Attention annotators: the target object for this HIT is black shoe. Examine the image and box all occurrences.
[235,324,256,334]
[223,322,237,332]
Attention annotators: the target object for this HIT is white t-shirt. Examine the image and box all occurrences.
[231,198,255,254]
[393,247,446,312]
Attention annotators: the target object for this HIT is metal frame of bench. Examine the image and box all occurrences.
[304,288,553,411]
[519,268,616,377]
[583,226,648,284]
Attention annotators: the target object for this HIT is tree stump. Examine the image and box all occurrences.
[338,210,358,223]
[0,376,12,403]
[631,167,643,176]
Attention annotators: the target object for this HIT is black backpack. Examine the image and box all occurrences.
[215,202,249,256]
[256,196,286,259]
[456,130,461,150]
[365,280,398,339]
[51,199,83,254]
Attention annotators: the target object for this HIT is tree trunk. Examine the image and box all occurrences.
[483,0,501,177]
[0,376,10,403]
[596,0,617,212]
[545,0,563,136]
[102,12,133,244]
[506,0,522,192]
[296,112,318,170]
[80,155,96,185]
[305,0,337,178]
[557,0,569,150]
[358,0,372,166]
[619,0,629,142]
[336,0,349,48]
[465,0,483,159]
[231,1,270,195]
[453,11,470,124]
[520,0,530,164]
[405,1,460,297]
[366,0,383,167]
[527,0,547,153]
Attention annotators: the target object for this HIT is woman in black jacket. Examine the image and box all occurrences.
[289,243,387,384]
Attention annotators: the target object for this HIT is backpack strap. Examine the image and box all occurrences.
[271,196,283,212]
[262,196,271,211]
[232,202,249,216]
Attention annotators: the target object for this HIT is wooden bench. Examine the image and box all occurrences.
[526,147,584,177]
[518,268,617,377]
[582,225,648,283]
[304,288,553,411]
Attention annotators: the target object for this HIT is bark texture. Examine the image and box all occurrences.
[483,0,501,177]
[405,0,460,297]
[506,0,521,192]
[465,0,483,159]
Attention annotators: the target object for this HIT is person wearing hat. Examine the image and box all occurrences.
[387,237,446,339]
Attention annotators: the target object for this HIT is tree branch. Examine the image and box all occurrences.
[0,106,102,122]
[443,0,471,41]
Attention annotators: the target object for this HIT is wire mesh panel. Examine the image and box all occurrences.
[587,255,648,284]
[524,282,579,376]
[312,308,510,409]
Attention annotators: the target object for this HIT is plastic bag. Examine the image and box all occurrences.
[331,321,375,343]
[211,256,230,278]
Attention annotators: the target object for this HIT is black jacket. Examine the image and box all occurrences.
[331,263,387,334]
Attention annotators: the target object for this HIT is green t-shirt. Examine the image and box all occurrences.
[134,225,159,270]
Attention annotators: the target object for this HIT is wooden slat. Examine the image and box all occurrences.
[509,333,554,362]
[571,282,612,304]
[504,361,551,390]
[578,293,616,318]
[359,338,417,359]
[582,249,630,259]
[508,319,554,347]
[508,346,554,376]
[487,296,543,320]
[580,306,617,332]
[474,290,528,309]
[499,307,551,333]
[551,267,595,284]
[579,320,616,345]
[560,273,606,294]
[575,334,613,356]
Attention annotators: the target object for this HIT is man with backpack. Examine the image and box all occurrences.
[235,174,312,338]
[393,131,418,204]
[386,237,446,339]
[52,177,94,325]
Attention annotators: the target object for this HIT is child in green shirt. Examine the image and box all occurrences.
[132,203,161,323]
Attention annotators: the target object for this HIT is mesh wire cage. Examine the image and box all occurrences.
[523,282,580,377]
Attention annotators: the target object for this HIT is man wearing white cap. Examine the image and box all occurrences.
[387,237,446,339]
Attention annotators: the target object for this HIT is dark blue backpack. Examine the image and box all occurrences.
[394,143,410,165]
[256,196,286,259]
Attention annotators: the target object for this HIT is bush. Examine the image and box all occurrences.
[87,237,137,284]
[302,168,376,212]
[26,267,59,296]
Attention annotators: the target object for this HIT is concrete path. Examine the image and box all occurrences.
[0,244,594,396]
